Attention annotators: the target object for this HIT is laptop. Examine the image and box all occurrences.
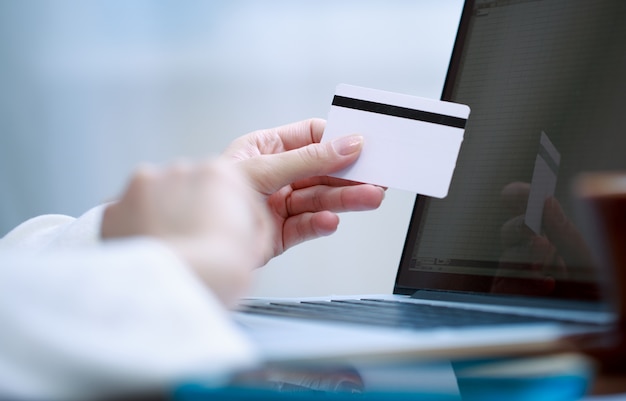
[234,0,625,364]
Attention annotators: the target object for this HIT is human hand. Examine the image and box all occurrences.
[492,182,597,297]
[100,159,273,307]
[220,118,385,264]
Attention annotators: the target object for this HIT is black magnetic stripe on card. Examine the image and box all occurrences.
[538,142,559,174]
[332,95,467,129]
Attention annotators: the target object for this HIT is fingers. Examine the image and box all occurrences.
[500,215,533,248]
[542,196,594,268]
[273,185,383,253]
[282,211,340,250]
[500,183,592,267]
[219,118,387,260]
[239,134,365,195]
[286,184,385,216]
[222,118,327,160]
[223,117,380,202]
[500,181,531,216]
[268,118,327,151]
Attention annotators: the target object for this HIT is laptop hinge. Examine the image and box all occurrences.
[410,289,608,312]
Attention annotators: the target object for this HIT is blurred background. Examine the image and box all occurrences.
[0,0,463,297]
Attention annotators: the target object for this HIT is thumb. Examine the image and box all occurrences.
[241,135,364,194]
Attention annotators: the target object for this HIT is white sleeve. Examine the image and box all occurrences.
[0,205,105,250]
[0,239,259,401]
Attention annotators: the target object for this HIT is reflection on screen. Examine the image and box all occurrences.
[403,0,626,300]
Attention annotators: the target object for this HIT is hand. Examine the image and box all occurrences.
[492,182,597,298]
[100,159,273,307]
[220,118,385,263]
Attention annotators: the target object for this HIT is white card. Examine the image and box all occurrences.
[322,84,470,198]
[524,131,561,234]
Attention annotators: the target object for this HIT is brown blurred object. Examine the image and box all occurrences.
[573,172,626,374]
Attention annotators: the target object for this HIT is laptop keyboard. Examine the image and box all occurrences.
[237,298,554,329]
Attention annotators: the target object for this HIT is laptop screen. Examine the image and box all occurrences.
[395,0,626,302]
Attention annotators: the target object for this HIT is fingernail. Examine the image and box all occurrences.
[332,135,363,155]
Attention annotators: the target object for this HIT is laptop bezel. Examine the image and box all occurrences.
[393,0,475,296]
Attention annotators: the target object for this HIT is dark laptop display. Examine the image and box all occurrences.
[395,0,626,304]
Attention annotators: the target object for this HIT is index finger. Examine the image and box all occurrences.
[244,118,326,154]
[222,119,327,161]
[262,118,327,152]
